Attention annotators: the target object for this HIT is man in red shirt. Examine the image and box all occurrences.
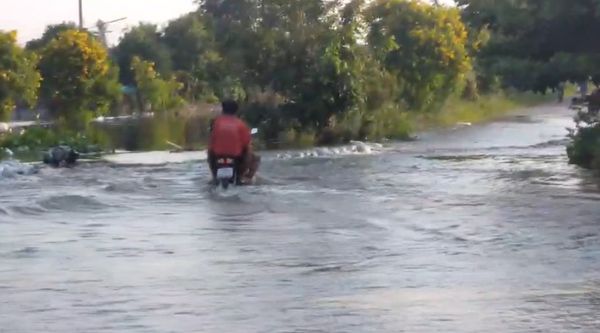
[208,100,259,184]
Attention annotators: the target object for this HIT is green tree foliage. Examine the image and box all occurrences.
[162,12,225,101]
[458,0,600,90]
[38,30,121,129]
[286,0,369,129]
[199,0,264,94]
[0,31,41,121]
[567,92,600,170]
[200,0,371,130]
[163,12,213,72]
[113,24,173,85]
[457,0,600,170]
[25,22,78,51]
[191,0,474,140]
[131,56,184,113]
[367,0,473,111]
[6,0,482,145]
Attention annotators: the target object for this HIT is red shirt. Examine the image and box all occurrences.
[209,115,251,156]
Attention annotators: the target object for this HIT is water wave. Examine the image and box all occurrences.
[101,142,382,166]
[9,205,48,216]
[9,246,39,258]
[276,141,384,160]
[529,138,570,149]
[38,195,111,212]
[104,181,145,194]
[0,160,38,179]
[420,154,491,162]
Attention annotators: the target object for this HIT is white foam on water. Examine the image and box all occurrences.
[276,141,384,160]
[210,185,243,200]
[102,141,384,165]
[0,160,37,179]
[102,150,207,165]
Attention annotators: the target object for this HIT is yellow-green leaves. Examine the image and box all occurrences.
[38,29,121,129]
[367,0,472,110]
[131,56,183,113]
[0,31,42,121]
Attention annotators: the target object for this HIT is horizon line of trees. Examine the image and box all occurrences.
[2,0,477,137]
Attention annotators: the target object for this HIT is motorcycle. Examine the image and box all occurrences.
[214,128,259,190]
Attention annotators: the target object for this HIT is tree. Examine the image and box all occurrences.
[200,0,260,31]
[162,11,223,101]
[458,0,600,90]
[458,1,600,169]
[284,0,368,128]
[199,0,262,89]
[25,22,78,51]
[0,31,41,121]
[131,56,183,113]
[113,24,173,85]
[38,29,121,128]
[366,0,472,111]
[196,0,371,130]
[163,12,213,72]
[458,0,600,58]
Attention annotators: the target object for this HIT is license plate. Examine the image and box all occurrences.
[217,167,234,179]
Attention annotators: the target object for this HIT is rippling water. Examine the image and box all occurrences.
[1,104,599,332]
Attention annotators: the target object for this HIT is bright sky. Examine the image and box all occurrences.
[0,0,198,46]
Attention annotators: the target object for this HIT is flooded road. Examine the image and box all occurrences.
[1,104,599,332]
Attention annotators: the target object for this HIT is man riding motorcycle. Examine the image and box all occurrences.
[208,100,260,185]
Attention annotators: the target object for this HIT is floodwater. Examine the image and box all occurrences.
[1,104,599,333]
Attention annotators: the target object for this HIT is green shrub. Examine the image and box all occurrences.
[567,106,600,170]
[0,126,107,154]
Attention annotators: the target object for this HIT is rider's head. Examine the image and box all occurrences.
[221,100,239,116]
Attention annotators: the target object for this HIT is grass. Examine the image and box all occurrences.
[263,90,555,149]
[411,90,555,131]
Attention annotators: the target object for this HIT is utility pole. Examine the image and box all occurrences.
[78,0,84,29]
[94,17,127,47]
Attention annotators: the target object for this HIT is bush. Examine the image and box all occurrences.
[567,88,600,170]
[242,102,288,148]
[276,128,316,149]
[366,106,413,141]
[461,77,480,101]
[331,108,367,144]
[477,73,502,94]
[0,126,107,154]
[567,100,600,170]
[319,104,412,145]
[567,124,600,169]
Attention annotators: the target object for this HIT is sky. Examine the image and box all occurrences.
[0,0,456,47]
[0,0,198,46]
